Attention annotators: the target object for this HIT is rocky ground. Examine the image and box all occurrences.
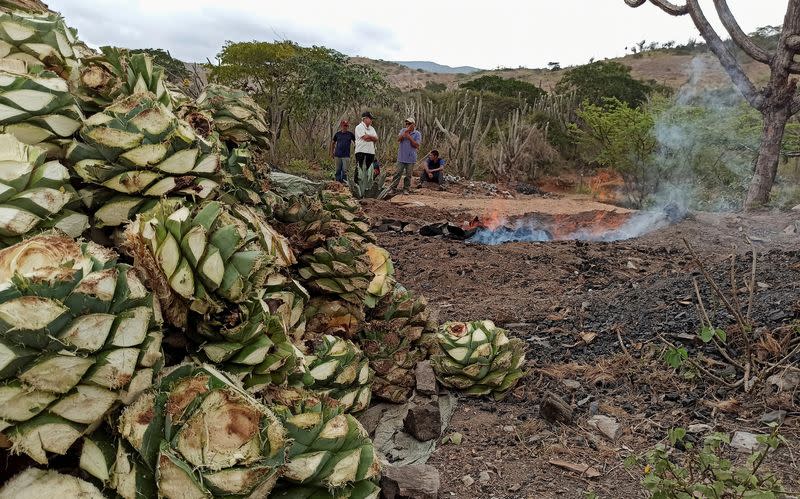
[363,191,800,499]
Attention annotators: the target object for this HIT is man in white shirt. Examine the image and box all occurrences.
[354,111,378,182]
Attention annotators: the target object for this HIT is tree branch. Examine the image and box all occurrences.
[686,0,765,111]
[624,0,690,16]
[712,0,772,64]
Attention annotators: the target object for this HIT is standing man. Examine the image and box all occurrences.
[393,117,421,194]
[330,120,355,183]
[354,111,378,183]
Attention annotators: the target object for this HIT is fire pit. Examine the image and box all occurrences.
[466,204,686,245]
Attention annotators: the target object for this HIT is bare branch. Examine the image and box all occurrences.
[686,0,765,110]
[712,0,772,64]
[624,0,689,15]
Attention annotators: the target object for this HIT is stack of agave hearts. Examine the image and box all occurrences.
[0,1,526,497]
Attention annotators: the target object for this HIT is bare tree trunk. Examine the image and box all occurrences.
[746,106,790,208]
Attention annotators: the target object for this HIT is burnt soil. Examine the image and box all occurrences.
[363,196,800,499]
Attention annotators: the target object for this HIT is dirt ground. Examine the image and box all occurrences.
[362,191,800,499]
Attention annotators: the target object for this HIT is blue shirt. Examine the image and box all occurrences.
[332,131,355,158]
[426,158,445,170]
[397,128,422,163]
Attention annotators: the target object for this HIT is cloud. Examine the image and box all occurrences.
[47,0,787,69]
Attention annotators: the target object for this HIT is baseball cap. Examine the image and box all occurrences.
[405,117,416,124]
[361,111,374,119]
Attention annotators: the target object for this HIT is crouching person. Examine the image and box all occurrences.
[418,150,446,189]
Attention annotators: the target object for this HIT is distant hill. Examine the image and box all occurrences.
[393,60,482,74]
[352,50,770,94]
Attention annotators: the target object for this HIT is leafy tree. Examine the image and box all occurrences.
[573,98,659,207]
[209,40,387,156]
[625,0,800,209]
[128,48,190,84]
[424,81,447,93]
[459,75,546,105]
[555,61,656,108]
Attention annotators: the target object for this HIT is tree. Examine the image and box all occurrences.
[624,0,800,209]
[573,98,660,207]
[128,48,189,84]
[209,40,387,157]
[460,75,546,104]
[555,61,655,108]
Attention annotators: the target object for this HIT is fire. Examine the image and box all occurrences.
[589,170,623,203]
[546,211,630,240]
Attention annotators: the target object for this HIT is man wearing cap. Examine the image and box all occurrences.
[392,117,421,194]
[354,111,379,182]
[330,120,355,183]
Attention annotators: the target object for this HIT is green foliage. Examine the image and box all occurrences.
[128,47,190,84]
[210,40,388,123]
[664,347,688,369]
[425,81,447,93]
[625,425,786,499]
[349,163,390,200]
[573,98,659,207]
[460,75,546,105]
[555,61,657,108]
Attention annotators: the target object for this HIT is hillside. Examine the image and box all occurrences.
[393,60,482,74]
[354,50,772,93]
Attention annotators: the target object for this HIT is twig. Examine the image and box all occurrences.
[746,236,757,321]
[692,277,743,370]
[616,326,630,357]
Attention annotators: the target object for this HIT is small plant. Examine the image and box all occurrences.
[349,163,390,200]
[660,240,800,392]
[625,425,786,499]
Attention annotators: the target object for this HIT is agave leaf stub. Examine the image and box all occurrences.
[118,364,286,498]
[0,235,163,464]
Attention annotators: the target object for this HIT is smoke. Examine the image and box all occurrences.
[648,56,755,212]
[469,57,758,246]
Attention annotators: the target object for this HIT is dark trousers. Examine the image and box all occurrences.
[354,152,374,182]
[419,170,443,185]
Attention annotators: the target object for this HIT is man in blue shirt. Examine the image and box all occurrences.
[330,120,355,183]
[418,149,446,189]
[392,117,421,194]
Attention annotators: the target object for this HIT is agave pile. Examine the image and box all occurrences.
[0,1,526,496]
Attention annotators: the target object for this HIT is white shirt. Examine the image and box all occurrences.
[354,121,378,154]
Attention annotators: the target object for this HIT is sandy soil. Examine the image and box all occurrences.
[363,193,800,499]
[389,191,632,218]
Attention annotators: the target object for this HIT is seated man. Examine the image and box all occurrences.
[418,150,446,189]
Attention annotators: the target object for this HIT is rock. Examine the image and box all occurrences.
[731,431,765,453]
[687,423,712,434]
[479,470,491,484]
[381,464,440,499]
[562,379,581,391]
[760,410,787,425]
[626,260,637,269]
[783,224,797,235]
[767,372,800,392]
[588,401,599,416]
[509,484,522,493]
[792,204,800,211]
[502,425,515,434]
[402,223,420,233]
[461,475,475,487]
[415,360,437,395]
[587,415,622,441]
[357,404,388,437]
[448,247,458,257]
[540,391,573,424]
[404,402,441,441]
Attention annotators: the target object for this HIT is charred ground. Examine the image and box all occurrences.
[363,195,800,498]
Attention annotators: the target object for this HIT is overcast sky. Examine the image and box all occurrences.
[48,1,788,69]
